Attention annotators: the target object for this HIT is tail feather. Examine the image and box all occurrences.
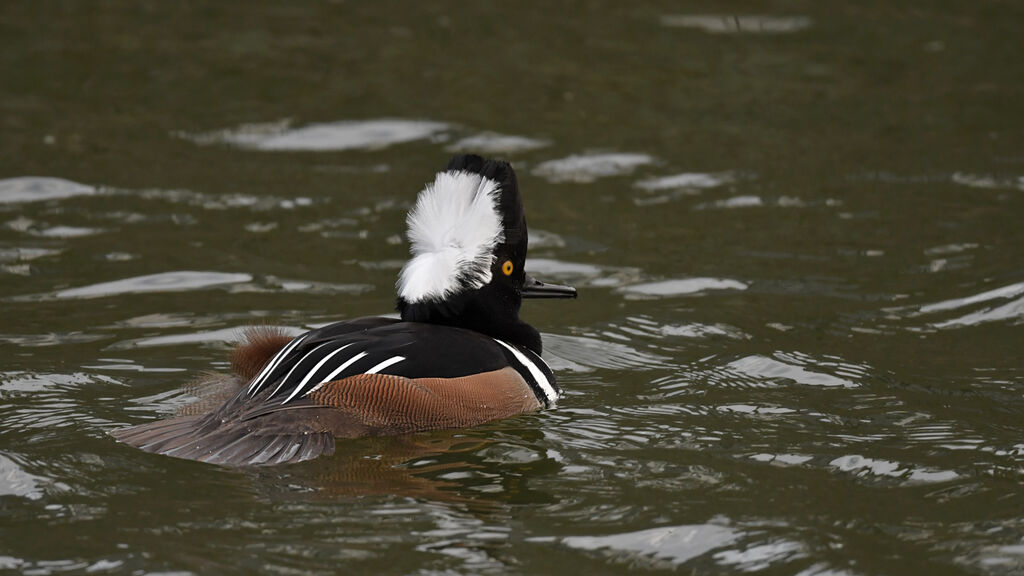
[110,416,335,467]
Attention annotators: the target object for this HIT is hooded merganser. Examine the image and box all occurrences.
[112,154,577,466]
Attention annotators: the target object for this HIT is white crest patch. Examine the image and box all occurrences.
[397,170,504,302]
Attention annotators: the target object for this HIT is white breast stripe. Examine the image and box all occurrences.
[305,351,368,396]
[247,333,307,396]
[365,356,405,375]
[493,339,558,406]
[268,341,334,398]
[281,343,355,404]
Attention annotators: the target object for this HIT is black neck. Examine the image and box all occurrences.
[396,288,542,354]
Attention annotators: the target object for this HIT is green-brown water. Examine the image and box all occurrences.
[3,2,1024,574]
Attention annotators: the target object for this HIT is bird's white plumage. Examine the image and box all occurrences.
[305,351,367,396]
[365,356,406,374]
[247,333,307,396]
[280,343,354,404]
[397,170,504,303]
[493,338,559,406]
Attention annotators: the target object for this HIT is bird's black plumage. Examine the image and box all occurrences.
[111,154,575,467]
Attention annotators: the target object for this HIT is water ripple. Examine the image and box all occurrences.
[131,187,315,211]
[179,118,450,152]
[532,153,655,183]
[618,277,748,298]
[632,171,741,206]
[0,247,62,264]
[0,453,52,500]
[635,171,737,192]
[526,257,643,289]
[951,172,1024,191]
[545,333,670,372]
[913,281,1024,328]
[829,454,959,485]
[725,354,857,388]
[5,216,106,238]
[0,177,96,204]
[110,325,303,350]
[660,14,812,34]
[445,132,549,154]
[549,522,741,568]
[48,271,252,300]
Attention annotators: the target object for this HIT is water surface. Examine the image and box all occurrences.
[2,2,1023,574]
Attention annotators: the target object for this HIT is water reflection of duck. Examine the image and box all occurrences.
[113,154,576,466]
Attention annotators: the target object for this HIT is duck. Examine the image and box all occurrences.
[112,154,577,466]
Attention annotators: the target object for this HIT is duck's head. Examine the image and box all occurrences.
[396,154,576,353]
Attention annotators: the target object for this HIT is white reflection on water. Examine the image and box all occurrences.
[933,297,1024,328]
[111,325,303,349]
[915,281,1024,328]
[0,453,49,500]
[179,118,450,152]
[696,195,765,209]
[526,257,643,288]
[33,226,105,238]
[0,247,61,263]
[111,327,248,349]
[726,354,857,388]
[4,217,105,238]
[619,277,747,298]
[132,187,314,211]
[545,333,669,372]
[714,539,807,572]
[635,172,736,191]
[919,282,1024,314]
[445,131,549,154]
[51,271,252,299]
[951,172,1024,191]
[548,523,740,567]
[660,14,812,34]
[924,242,979,256]
[0,177,96,204]
[749,453,813,466]
[606,315,750,341]
[830,454,959,484]
[658,322,751,339]
[531,153,654,183]
[633,172,740,206]
[0,332,106,347]
[526,229,566,250]
[0,372,120,439]
[228,277,373,296]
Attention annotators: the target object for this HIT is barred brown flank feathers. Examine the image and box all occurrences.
[110,367,542,466]
[309,368,541,434]
[230,325,294,381]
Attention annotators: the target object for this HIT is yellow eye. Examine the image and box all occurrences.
[502,260,514,276]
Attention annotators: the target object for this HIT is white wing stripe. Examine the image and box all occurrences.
[365,356,405,374]
[247,333,307,396]
[268,341,334,398]
[305,351,368,396]
[280,343,355,404]
[493,339,558,405]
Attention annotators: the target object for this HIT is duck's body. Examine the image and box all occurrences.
[112,155,576,466]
